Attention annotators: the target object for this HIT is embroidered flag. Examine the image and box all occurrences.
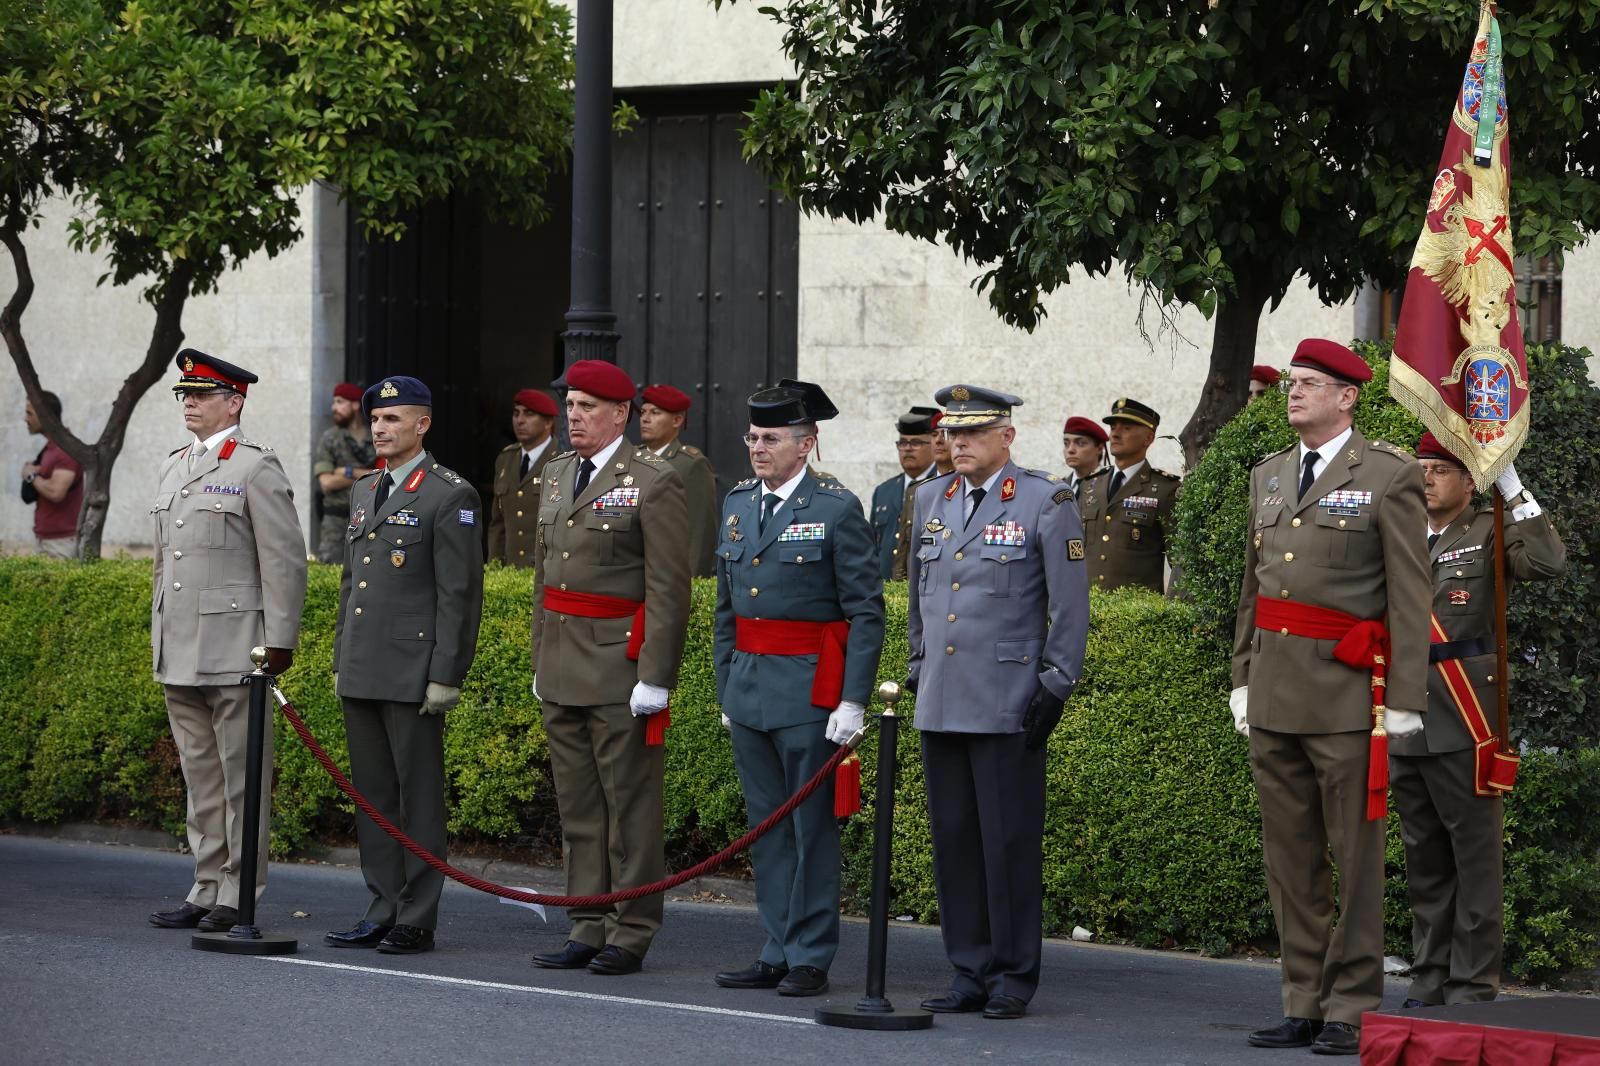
[459,509,476,526]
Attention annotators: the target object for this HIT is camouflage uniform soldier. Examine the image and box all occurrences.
[313,382,378,563]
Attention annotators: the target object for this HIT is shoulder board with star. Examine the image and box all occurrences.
[551,450,577,463]
[1254,444,1297,469]
[1369,439,1411,461]
[1021,467,1059,484]
[633,449,666,465]
[499,442,520,454]
[735,477,759,489]
[814,480,854,501]
[682,444,702,456]
[1150,466,1180,482]
[428,462,467,486]
[230,437,270,452]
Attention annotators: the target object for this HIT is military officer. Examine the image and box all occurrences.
[1061,415,1108,498]
[312,382,378,563]
[890,412,953,582]
[148,350,308,932]
[325,375,485,956]
[487,388,559,567]
[530,360,692,976]
[1249,364,1281,402]
[1231,339,1431,1055]
[1076,398,1180,593]
[711,381,885,998]
[869,407,940,580]
[638,383,718,578]
[907,384,1089,1020]
[1392,433,1565,1007]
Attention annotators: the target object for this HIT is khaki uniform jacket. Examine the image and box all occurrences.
[1077,463,1180,592]
[151,437,308,686]
[658,439,718,578]
[1232,430,1431,732]
[487,442,554,566]
[1392,505,1566,756]
[333,454,485,703]
[531,445,692,707]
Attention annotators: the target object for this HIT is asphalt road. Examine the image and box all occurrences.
[0,833,1417,1065]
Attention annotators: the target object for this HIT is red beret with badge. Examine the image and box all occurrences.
[641,384,693,413]
[513,388,559,417]
[1290,339,1372,385]
[1063,415,1109,444]
[561,360,636,402]
[333,382,364,402]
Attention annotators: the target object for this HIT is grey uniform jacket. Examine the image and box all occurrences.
[907,462,1090,732]
[334,454,485,704]
[713,471,886,731]
[151,437,307,686]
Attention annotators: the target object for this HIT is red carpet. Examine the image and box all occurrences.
[1363,996,1600,1064]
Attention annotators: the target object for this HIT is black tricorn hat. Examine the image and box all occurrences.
[749,378,838,428]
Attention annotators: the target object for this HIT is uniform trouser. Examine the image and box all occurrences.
[1390,748,1504,1005]
[728,719,841,972]
[920,730,1046,1003]
[341,698,447,930]
[541,701,665,957]
[1249,727,1385,1026]
[316,515,348,564]
[162,684,272,910]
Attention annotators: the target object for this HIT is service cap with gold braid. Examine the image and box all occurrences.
[1102,397,1160,430]
[933,384,1022,428]
[172,348,258,395]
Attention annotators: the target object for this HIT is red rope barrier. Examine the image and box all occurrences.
[272,686,855,908]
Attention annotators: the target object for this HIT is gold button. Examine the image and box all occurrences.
[560,583,567,591]
[1099,554,1106,561]
[951,582,960,591]
[1103,515,1111,522]
[750,588,760,597]
[954,551,964,561]
[214,502,223,510]
[562,551,570,560]
[945,646,955,655]
[362,556,371,565]
[1486,674,1495,682]
[795,554,804,563]
[395,537,403,545]
[1000,554,1008,561]
[1097,574,1105,581]
[172,550,182,559]
[1022,655,1030,663]
[1292,517,1302,527]
[1280,627,1288,636]
[516,510,523,518]
[559,616,566,623]
[181,489,190,497]
[947,614,956,622]
[1456,569,1464,577]
[175,519,183,527]
[517,490,524,497]
[567,519,574,527]
[358,581,367,589]
[517,530,525,536]
[1284,552,1294,562]
[1102,534,1110,542]
[172,581,182,591]
[230,602,238,610]
[752,557,761,566]
[368,532,376,540]
[418,631,425,638]
[1281,589,1290,598]
[518,550,525,557]
[625,630,632,638]
[1338,519,1347,529]
[355,607,363,616]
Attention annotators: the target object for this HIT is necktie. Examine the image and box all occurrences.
[1427,532,1440,551]
[761,493,780,532]
[575,458,595,495]
[1108,470,1125,498]
[966,486,986,527]
[1298,452,1319,501]
[374,472,392,510]
[519,453,531,480]
[186,443,206,473]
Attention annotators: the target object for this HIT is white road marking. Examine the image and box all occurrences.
[268,957,815,1025]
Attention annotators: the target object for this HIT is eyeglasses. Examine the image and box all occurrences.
[742,432,808,448]
[173,388,231,403]
[1280,377,1349,395]
[895,438,934,449]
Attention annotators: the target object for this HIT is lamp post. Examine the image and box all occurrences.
[563,0,619,363]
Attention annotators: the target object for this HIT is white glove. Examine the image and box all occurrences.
[420,682,461,716]
[1385,708,1424,738]
[532,676,540,700]
[720,712,732,729]
[825,700,866,746]
[1228,686,1249,737]
[629,680,671,717]
[1494,463,1524,502]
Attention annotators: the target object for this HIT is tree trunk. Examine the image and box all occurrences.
[1178,272,1274,469]
[2,223,192,560]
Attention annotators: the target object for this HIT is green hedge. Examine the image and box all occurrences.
[2,555,1596,981]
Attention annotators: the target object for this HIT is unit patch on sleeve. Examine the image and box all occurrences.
[458,509,476,526]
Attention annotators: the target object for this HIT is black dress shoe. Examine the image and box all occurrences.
[715,961,789,989]
[1310,1021,1360,1056]
[376,925,434,955]
[920,991,987,1013]
[149,901,210,929]
[588,945,643,975]
[982,995,1027,1020]
[532,940,601,970]
[196,905,239,933]
[1402,998,1432,1010]
[325,920,393,948]
[776,966,829,997]
[1247,1016,1323,1048]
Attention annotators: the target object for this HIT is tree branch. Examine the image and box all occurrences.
[0,223,93,466]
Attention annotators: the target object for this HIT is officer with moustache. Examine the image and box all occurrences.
[638,383,719,578]
[907,384,1089,1020]
[711,381,885,997]
[488,388,559,567]
[890,412,953,582]
[530,360,692,977]
[869,407,940,580]
[324,376,484,955]
[1232,340,1430,1055]
[148,350,307,932]
[1393,433,1564,1007]
[1076,398,1180,592]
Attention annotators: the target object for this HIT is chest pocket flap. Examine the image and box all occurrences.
[1255,503,1283,530]
[717,542,745,563]
[779,543,825,565]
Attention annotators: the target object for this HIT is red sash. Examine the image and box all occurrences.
[542,588,666,744]
[1255,596,1392,821]
[1430,616,1518,795]
[734,617,850,710]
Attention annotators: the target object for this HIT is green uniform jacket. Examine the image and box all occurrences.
[334,453,485,703]
[1232,430,1432,731]
[1077,462,1180,592]
[657,439,718,579]
[868,473,909,580]
[487,441,554,567]
[531,445,692,706]
[1392,504,1566,756]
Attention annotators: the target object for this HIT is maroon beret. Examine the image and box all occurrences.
[333,382,364,402]
[1289,339,1371,384]
[512,389,558,417]
[1249,365,1281,387]
[562,360,636,402]
[1062,415,1109,444]
[1415,431,1465,466]
[641,384,693,413]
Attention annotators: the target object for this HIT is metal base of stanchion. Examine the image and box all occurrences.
[814,1003,933,1030]
[190,931,299,955]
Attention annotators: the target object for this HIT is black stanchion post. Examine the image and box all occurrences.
[192,646,298,956]
[815,681,932,1031]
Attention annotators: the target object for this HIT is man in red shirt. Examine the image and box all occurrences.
[21,392,83,558]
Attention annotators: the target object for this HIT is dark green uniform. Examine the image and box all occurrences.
[657,439,718,578]
[1076,461,1180,592]
[313,426,377,563]
[487,440,553,567]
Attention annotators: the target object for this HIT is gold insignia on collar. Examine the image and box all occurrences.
[1347,450,1359,462]
[380,381,398,398]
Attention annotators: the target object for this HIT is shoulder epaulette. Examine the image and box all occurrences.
[1021,467,1059,483]
[552,450,576,462]
[428,462,467,486]
[232,437,269,452]
[735,477,759,489]
[682,444,701,456]
[815,480,853,499]
[1370,439,1410,459]
[1255,444,1296,468]
[168,443,189,457]
[500,442,520,453]
[1150,466,1180,481]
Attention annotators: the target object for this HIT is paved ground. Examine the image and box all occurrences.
[1,832,1425,1065]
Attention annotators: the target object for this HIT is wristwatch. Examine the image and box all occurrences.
[344,464,354,479]
[22,473,34,484]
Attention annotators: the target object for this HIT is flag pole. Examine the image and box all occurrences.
[1491,493,1512,749]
